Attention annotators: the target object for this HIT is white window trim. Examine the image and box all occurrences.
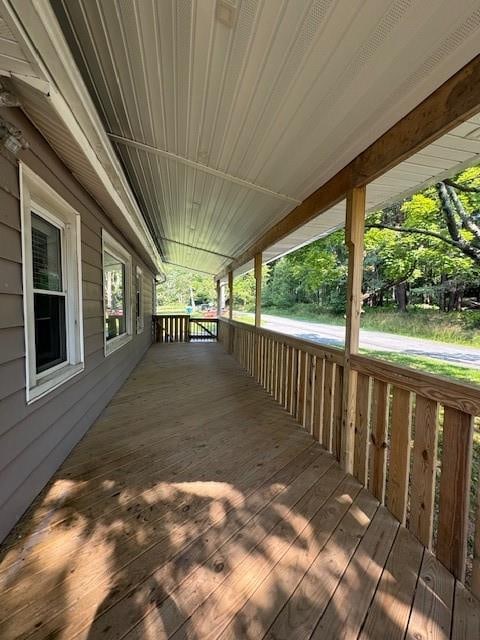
[102,229,133,356]
[20,163,84,404]
[152,276,157,315]
[136,265,144,334]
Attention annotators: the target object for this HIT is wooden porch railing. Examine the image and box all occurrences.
[153,314,218,343]
[154,314,190,342]
[218,317,480,595]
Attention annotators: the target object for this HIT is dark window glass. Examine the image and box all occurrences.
[31,213,62,291]
[136,272,141,319]
[34,293,67,373]
[31,213,67,374]
[104,251,126,340]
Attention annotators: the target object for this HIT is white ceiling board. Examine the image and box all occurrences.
[50,0,480,274]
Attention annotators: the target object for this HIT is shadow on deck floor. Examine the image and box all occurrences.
[0,343,478,639]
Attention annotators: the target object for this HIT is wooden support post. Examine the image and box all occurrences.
[228,270,233,321]
[341,186,366,474]
[254,252,262,328]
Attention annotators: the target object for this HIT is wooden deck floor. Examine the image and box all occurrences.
[0,343,479,640]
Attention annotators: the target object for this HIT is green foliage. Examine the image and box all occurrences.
[156,264,215,310]
[233,265,270,311]
[263,230,348,314]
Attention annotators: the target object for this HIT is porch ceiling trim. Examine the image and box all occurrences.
[216,53,480,278]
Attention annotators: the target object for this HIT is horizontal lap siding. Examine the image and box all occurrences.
[0,108,155,542]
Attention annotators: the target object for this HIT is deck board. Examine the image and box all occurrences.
[0,343,478,639]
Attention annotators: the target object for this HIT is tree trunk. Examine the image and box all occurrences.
[439,274,447,312]
[395,282,408,312]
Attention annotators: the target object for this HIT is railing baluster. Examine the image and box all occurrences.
[410,395,438,548]
[437,407,473,581]
[286,346,294,414]
[353,373,371,485]
[387,386,413,525]
[304,353,314,434]
[291,348,299,419]
[268,338,273,394]
[369,379,389,503]
[261,335,267,388]
[282,343,289,410]
[322,361,335,452]
[264,337,270,391]
[313,356,324,443]
[333,364,343,460]
[272,340,278,401]
[297,350,306,426]
[473,483,480,599]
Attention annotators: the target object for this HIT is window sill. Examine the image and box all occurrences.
[105,332,132,356]
[27,362,84,404]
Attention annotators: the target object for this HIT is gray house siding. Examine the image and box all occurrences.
[0,108,155,542]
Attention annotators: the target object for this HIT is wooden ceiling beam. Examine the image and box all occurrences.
[216,53,480,278]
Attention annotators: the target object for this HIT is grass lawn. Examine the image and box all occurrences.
[156,305,208,318]
[359,349,480,386]
[232,311,255,325]
[258,305,480,348]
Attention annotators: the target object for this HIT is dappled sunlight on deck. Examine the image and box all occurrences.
[0,343,478,639]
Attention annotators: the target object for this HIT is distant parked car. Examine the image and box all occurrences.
[203,308,217,318]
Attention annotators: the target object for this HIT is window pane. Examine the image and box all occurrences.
[34,293,67,373]
[136,273,141,319]
[32,213,62,291]
[104,251,126,340]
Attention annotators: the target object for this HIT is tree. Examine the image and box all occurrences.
[156,265,215,309]
[263,231,347,313]
[364,166,480,311]
[233,266,270,311]
[366,167,480,265]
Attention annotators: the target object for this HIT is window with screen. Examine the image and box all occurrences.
[136,266,144,334]
[102,230,132,354]
[21,165,84,403]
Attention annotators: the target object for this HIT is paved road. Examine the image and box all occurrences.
[241,313,480,370]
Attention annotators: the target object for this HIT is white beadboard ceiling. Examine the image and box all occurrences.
[6,0,480,276]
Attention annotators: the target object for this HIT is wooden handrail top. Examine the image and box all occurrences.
[351,353,480,416]
[219,317,343,364]
[153,314,219,320]
[153,313,191,318]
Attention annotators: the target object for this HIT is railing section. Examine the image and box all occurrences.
[153,315,218,342]
[188,318,219,341]
[218,317,480,595]
[153,314,190,343]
